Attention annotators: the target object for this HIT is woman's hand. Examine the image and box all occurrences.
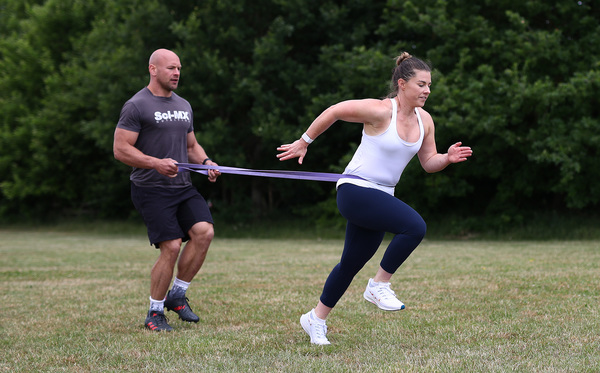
[447,142,473,163]
[276,139,309,164]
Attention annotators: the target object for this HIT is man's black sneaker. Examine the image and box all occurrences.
[165,290,200,323]
[144,310,173,332]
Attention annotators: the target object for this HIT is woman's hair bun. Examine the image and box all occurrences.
[396,52,412,66]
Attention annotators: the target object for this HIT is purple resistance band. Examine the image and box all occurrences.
[177,163,363,182]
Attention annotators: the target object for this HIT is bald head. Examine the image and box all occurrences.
[147,49,182,97]
[149,48,179,67]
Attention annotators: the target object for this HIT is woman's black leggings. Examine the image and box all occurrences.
[320,183,427,308]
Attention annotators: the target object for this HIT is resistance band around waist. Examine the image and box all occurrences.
[176,163,363,182]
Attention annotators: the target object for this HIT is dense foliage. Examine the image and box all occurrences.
[1,0,598,230]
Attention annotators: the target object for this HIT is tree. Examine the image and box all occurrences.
[1,0,598,230]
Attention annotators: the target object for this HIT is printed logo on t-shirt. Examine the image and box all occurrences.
[154,110,191,123]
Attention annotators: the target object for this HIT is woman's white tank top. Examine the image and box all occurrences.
[336,98,424,195]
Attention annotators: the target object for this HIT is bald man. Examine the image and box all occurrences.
[114,49,220,331]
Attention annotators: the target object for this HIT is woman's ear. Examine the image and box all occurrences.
[398,79,406,90]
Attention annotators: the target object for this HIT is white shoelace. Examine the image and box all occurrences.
[375,282,397,300]
[313,320,328,340]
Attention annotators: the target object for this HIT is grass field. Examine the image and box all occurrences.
[1,227,599,372]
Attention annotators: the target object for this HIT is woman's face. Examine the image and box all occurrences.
[399,70,431,107]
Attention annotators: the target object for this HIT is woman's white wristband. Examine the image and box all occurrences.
[301,132,314,144]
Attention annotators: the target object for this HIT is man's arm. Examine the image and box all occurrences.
[113,127,178,177]
[186,131,219,182]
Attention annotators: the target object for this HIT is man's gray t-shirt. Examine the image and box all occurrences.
[117,87,194,188]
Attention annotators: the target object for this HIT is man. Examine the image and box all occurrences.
[114,48,220,331]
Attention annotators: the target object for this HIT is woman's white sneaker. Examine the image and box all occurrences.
[300,309,331,345]
[363,278,405,311]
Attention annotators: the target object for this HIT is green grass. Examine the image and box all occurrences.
[1,227,599,372]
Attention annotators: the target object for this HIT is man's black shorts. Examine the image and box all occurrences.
[131,183,213,247]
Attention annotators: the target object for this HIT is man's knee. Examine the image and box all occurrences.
[158,238,183,258]
[189,221,214,242]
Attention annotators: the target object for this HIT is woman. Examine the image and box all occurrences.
[277,52,472,345]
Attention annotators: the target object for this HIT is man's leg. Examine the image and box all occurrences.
[145,238,182,331]
[151,238,183,300]
[165,222,214,322]
[176,221,214,282]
